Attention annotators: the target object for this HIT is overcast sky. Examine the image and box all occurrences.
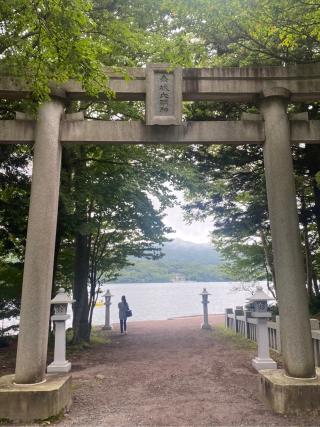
[159,191,214,244]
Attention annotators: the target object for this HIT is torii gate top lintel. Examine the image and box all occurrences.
[1,62,320,103]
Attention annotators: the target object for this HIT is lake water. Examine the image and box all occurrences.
[3,281,264,333]
[91,281,259,326]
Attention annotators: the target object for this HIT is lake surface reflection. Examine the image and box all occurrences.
[91,281,259,326]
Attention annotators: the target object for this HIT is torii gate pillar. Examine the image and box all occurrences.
[0,100,72,421]
[256,88,320,414]
[260,88,315,379]
[15,99,65,384]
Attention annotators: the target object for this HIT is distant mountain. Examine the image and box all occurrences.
[159,238,221,264]
[114,239,229,283]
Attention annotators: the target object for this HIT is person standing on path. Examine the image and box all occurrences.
[118,295,129,335]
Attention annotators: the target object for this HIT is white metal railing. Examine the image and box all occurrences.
[225,307,320,366]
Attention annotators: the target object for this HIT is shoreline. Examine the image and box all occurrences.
[100,313,225,327]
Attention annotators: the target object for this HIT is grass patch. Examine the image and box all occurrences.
[66,327,111,353]
[90,328,112,345]
[214,325,257,350]
[213,326,283,367]
[36,409,65,425]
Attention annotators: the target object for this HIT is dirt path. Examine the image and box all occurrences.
[60,315,320,426]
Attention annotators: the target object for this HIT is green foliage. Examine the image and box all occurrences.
[167,0,320,65]
[0,261,22,337]
[55,142,182,285]
[0,140,30,335]
[0,0,107,100]
[219,243,267,283]
[309,296,320,316]
[0,0,206,103]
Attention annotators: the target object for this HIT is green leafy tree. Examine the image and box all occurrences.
[167,0,320,65]
[0,0,202,343]
[55,138,195,342]
[0,105,30,337]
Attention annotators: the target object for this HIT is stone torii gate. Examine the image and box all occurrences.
[1,63,320,419]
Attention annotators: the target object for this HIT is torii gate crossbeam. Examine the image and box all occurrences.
[1,118,320,145]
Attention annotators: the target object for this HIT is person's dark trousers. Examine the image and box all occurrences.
[120,319,127,333]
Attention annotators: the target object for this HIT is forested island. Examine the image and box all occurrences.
[114,239,229,283]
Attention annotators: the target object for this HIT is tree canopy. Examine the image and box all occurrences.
[2,0,320,342]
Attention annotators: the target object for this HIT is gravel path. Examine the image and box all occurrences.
[60,315,320,426]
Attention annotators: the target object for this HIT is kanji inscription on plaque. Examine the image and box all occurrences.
[155,72,174,115]
[146,64,182,125]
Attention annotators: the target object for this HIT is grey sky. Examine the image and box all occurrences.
[161,192,213,244]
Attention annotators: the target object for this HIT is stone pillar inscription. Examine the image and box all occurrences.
[146,64,182,126]
[260,88,315,378]
[15,99,64,384]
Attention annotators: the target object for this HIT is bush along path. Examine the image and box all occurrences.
[50,315,320,426]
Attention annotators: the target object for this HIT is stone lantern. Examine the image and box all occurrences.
[103,289,113,330]
[248,285,277,371]
[47,288,75,373]
[200,288,212,330]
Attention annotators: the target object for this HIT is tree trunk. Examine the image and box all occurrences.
[71,146,91,344]
[259,228,277,294]
[264,261,276,299]
[52,145,73,294]
[72,232,90,343]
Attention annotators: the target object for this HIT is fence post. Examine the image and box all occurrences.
[234,307,244,333]
[244,310,252,339]
[310,319,320,367]
[225,308,233,329]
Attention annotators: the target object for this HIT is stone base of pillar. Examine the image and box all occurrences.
[201,323,212,330]
[102,325,112,331]
[259,368,320,414]
[47,361,71,373]
[0,374,72,423]
[252,357,277,371]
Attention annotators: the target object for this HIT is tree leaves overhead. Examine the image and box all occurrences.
[167,0,320,65]
[0,0,206,102]
[0,0,104,99]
